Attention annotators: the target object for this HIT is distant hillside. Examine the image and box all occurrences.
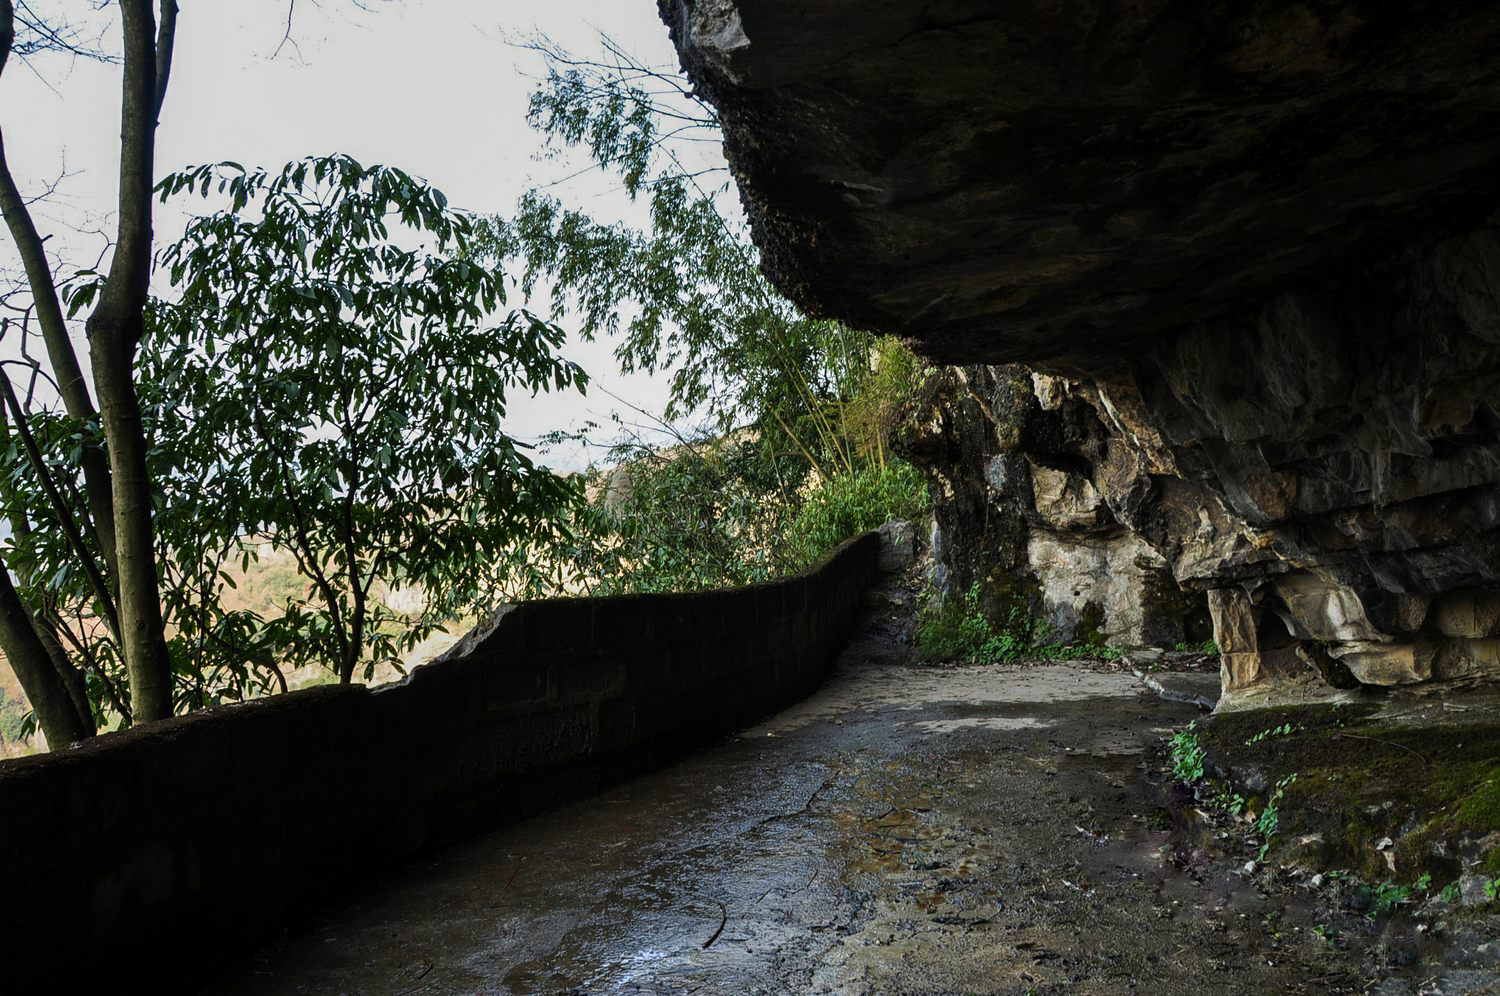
[0,541,472,754]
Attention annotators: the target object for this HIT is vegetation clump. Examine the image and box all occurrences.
[784,461,926,569]
[1170,721,1206,783]
[476,38,936,599]
[916,582,1123,665]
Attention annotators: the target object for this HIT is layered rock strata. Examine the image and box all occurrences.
[1074,223,1500,704]
[663,0,1500,705]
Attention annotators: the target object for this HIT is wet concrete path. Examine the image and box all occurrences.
[214,607,1373,994]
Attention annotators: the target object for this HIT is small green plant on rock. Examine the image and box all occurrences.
[1170,722,1206,784]
[1255,773,1298,861]
[1245,723,1297,747]
[1486,877,1500,903]
[1211,784,1247,816]
[1368,873,1432,918]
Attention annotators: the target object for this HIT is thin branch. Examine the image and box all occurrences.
[49,605,129,723]
[271,0,296,59]
[0,132,98,413]
[7,0,116,65]
[0,356,122,644]
[153,0,177,120]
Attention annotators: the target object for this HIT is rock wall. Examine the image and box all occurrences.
[658,0,1500,364]
[900,222,1500,703]
[662,0,1500,706]
[898,364,1209,648]
[1074,222,1500,706]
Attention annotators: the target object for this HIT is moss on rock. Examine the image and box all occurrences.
[1073,599,1107,647]
[1197,703,1500,882]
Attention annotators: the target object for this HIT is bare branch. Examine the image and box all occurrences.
[0,131,120,576]
[272,0,296,59]
[3,0,116,72]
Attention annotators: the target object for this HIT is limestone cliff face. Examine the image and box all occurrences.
[663,1,1500,704]
[898,364,1208,648]
[1078,222,1500,705]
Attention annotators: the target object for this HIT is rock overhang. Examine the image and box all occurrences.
[663,0,1500,704]
[661,0,1500,367]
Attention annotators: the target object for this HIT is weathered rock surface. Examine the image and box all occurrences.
[898,365,1208,648]
[1075,229,1500,704]
[876,518,915,573]
[665,0,1500,705]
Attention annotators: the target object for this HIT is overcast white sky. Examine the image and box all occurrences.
[3,0,710,470]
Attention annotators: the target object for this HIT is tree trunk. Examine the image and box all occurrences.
[82,0,175,722]
[0,562,91,746]
[88,327,173,720]
[33,613,94,734]
[0,0,180,726]
[340,590,365,684]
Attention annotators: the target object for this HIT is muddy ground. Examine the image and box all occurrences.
[212,596,1499,994]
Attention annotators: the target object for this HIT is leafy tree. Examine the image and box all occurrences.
[146,155,587,684]
[479,36,878,471]
[0,0,182,740]
[0,401,129,733]
[568,430,795,595]
[477,37,932,594]
[0,154,589,737]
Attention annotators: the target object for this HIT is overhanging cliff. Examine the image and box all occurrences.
[663,0,1500,705]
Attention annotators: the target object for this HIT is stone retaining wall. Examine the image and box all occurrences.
[0,532,878,991]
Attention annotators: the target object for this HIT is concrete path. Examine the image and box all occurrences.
[213,607,1377,994]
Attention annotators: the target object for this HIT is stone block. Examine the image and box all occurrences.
[1208,588,1258,656]
[480,657,550,708]
[1432,589,1500,638]
[1330,640,1435,685]
[876,518,915,572]
[1432,638,1500,681]
[1028,462,1108,530]
[1271,572,1386,643]
[554,654,627,702]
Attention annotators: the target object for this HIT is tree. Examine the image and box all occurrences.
[483,36,872,457]
[477,36,930,592]
[146,155,586,683]
[568,429,794,595]
[0,0,179,740]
